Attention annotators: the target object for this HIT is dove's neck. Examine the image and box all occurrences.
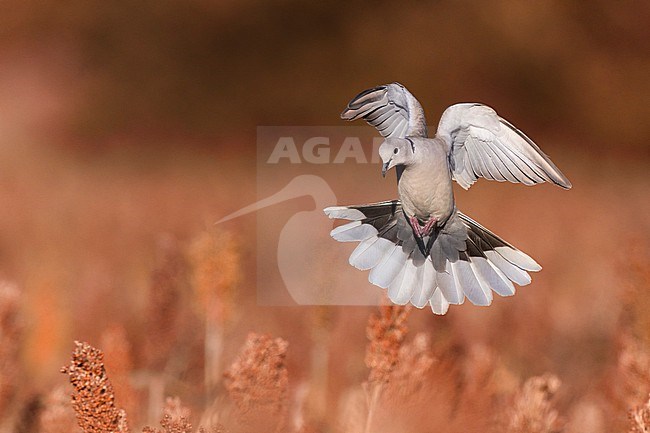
[397,139,454,223]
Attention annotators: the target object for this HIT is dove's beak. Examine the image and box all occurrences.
[381,160,391,178]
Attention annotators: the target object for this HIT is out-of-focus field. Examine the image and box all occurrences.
[0,1,649,432]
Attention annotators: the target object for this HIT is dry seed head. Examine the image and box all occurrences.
[224,333,289,430]
[629,394,650,433]
[163,397,191,423]
[143,413,194,433]
[389,332,435,391]
[507,373,563,433]
[618,334,650,407]
[365,305,411,384]
[143,396,208,433]
[61,341,131,433]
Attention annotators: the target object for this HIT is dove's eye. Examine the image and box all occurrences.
[393,148,399,154]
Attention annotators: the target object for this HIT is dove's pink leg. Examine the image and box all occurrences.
[422,218,437,236]
[409,216,423,237]
[409,216,438,237]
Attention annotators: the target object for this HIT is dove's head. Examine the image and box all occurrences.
[379,138,416,177]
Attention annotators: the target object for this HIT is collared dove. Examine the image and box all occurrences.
[324,82,571,315]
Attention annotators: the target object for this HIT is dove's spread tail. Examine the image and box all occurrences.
[324,201,540,315]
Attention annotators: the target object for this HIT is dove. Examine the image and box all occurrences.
[324,82,571,314]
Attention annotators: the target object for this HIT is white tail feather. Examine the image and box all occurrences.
[476,257,516,296]
[368,245,408,288]
[389,258,420,305]
[411,259,436,308]
[324,206,365,221]
[330,221,378,242]
[349,237,393,270]
[452,261,491,306]
[494,246,541,271]
[430,289,450,315]
[485,251,532,286]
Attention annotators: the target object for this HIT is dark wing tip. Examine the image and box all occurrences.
[340,85,388,120]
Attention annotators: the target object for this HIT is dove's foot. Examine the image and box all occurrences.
[409,216,423,237]
[409,216,437,238]
[422,217,437,236]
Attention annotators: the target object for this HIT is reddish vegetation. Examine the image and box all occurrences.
[0,2,648,432]
[33,250,650,432]
[61,341,130,433]
[0,282,21,419]
[25,234,644,432]
[506,373,562,433]
[0,117,646,433]
[365,305,411,385]
[223,333,289,432]
[0,142,647,432]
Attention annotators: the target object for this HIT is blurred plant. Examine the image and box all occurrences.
[13,394,42,433]
[144,236,191,423]
[0,281,22,419]
[617,335,650,410]
[351,307,514,433]
[365,305,411,384]
[142,397,226,433]
[611,244,650,425]
[363,305,411,433]
[143,397,211,433]
[38,386,80,433]
[458,343,518,422]
[629,394,650,433]
[144,411,226,433]
[505,373,564,433]
[101,324,139,427]
[303,306,335,430]
[620,243,650,345]
[146,236,189,368]
[142,414,193,433]
[223,332,288,433]
[389,332,435,395]
[462,344,498,395]
[163,397,191,423]
[61,341,131,433]
[189,230,240,395]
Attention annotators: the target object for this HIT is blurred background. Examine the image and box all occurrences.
[0,1,649,432]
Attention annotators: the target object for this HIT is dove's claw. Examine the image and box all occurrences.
[409,216,423,237]
[409,216,437,238]
[422,217,437,236]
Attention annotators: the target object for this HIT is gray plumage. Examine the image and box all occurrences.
[325,82,571,315]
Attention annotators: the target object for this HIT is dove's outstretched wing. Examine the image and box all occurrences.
[329,83,571,315]
[341,82,428,138]
[437,103,572,190]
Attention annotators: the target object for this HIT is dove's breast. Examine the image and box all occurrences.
[398,140,454,223]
